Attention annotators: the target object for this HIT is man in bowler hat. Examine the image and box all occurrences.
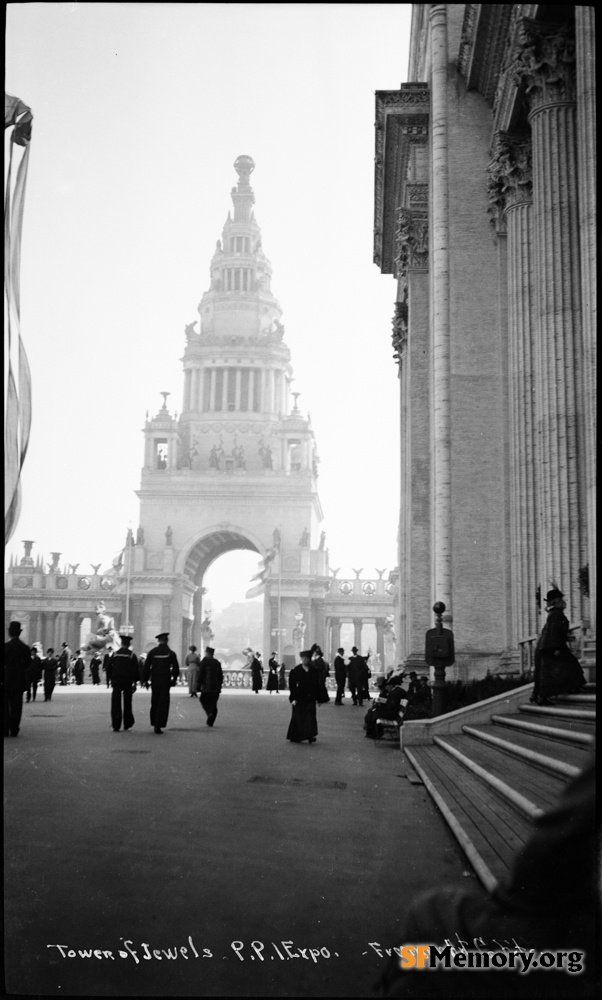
[198,647,223,727]
[107,635,138,732]
[4,621,30,737]
[144,632,180,733]
[347,646,364,706]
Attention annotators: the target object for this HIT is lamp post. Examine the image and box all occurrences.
[425,601,455,717]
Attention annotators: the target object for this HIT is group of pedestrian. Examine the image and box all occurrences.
[6,588,587,744]
[333,646,371,706]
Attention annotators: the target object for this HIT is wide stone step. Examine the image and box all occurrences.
[490,713,595,748]
[405,743,534,890]
[433,734,569,815]
[519,703,596,723]
[554,692,596,705]
[461,723,589,775]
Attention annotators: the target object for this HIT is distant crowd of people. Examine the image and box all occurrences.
[6,586,586,745]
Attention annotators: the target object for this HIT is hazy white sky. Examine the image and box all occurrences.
[5,2,411,610]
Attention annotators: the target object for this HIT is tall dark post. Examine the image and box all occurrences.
[425,601,455,717]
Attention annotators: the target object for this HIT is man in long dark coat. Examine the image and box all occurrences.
[4,621,30,737]
[347,646,364,706]
[58,642,71,685]
[144,632,180,733]
[334,647,347,705]
[198,646,223,727]
[42,649,59,701]
[107,635,138,732]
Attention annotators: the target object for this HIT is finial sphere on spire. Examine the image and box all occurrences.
[234,154,255,184]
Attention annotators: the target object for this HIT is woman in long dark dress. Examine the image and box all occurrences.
[287,650,320,744]
[250,653,263,693]
[266,654,280,693]
[532,587,586,705]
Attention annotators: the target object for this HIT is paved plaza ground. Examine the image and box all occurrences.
[4,686,472,997]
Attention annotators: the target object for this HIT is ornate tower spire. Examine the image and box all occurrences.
[169,156,319,481]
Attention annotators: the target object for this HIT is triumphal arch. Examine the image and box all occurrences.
[128,156,329,660]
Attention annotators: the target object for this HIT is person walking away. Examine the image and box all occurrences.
[347,646,363,706]
[58,643,71,686]
[334,647,347,705]
[26,646,43,702]
[90,652,102,686]
[286,649,320,744]
[4,622,30,737]
[103,647,113,688]
[198,646,223,727]
[186,645,201,697]
[250,652,263,692]
[266,653,280,693]
[144,632,180,733]
[42,649,59,701]
[532,587,586,706]
[107,634,138,732]
[73,650,85,685]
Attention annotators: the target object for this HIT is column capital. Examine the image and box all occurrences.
[514,19,576,115]
[487,132,533,228]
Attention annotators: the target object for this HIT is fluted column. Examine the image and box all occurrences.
[429,4,452,621]
[353,617,363,650]
[131,596,144,652]
[488,134,538,642]
[576,7,596,626]
[329,617,341,663]
[376,618,385,665]
[516,20,584,619]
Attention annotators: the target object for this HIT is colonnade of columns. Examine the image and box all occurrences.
[326,616,387,667]
[488,15,596,636]
[183,365,288,416]
[25,610,98,652]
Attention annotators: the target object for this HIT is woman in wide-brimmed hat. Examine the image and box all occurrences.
[286,650,320,744]
[532,587,586,706]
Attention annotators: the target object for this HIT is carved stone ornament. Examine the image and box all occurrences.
[394,208,428,277]
[487,132,532,227]
[513,20,576,114]
[391,293,408,369]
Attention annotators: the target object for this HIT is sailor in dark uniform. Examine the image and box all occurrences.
[144,632,180,733]
[107,635,138,732]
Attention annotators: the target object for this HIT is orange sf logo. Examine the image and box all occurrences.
[398,945,430,969]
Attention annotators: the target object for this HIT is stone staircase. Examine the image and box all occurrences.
[403,684,596,891]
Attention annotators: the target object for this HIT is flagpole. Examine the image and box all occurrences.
[277,541,282,667]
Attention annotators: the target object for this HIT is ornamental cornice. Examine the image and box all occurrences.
[459,4,514,106]
[513,19,576,115]
[374,86,429,275]
[487,131,532,230]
